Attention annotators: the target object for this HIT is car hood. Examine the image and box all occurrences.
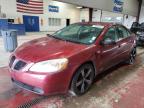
[14,36,88,62]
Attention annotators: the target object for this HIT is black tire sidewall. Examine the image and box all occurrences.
[127,47,136,64]
[71,64,95,96]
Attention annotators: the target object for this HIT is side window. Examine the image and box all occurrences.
[117,26,129,40]
[103,27,118,41]
[127,30,131,36]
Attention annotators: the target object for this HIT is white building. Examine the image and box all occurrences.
[0,0,140,33]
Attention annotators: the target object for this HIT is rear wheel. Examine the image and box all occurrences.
[71,64,95,96]
[127,47,136,65]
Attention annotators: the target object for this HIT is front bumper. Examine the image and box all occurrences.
[10,68,73,95]
[12,78,44,94]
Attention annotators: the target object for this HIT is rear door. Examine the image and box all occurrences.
[116,25,132,61]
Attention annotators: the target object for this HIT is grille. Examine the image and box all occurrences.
[12,79,44,95]
[14,60,27,70]
[9,56,27,71]
[13,79,34,91]
[9,56,16,68]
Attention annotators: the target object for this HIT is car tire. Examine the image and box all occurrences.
[126,47,137,65]
[70,63,95,96]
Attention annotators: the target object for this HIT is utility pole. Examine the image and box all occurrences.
[0,5,1,14]
[0,0,1,14]
[137,0,142,22]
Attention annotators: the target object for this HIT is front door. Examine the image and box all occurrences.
[23,15,40,32]
[99,26,119,71]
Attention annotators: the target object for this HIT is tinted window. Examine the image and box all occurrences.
[140,23,144,30]
[104,27,118,41]
[117,26,129,40]
[127,30,131,36]
[141,23,144,27]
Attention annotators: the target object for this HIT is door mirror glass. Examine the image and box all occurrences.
[100,38,116,45]
[101,26,117,46]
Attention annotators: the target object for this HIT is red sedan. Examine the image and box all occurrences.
[9,22,136,96]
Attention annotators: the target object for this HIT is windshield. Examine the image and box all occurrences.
[51,24,104,44]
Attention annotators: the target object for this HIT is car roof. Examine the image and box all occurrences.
[76,22,114,27]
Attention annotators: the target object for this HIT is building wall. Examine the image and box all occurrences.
[123,0,139,16]
[92,9,101,22]
[80,8,89,22]
[0,0,80,32]
[139,5,144,23]
[101,11,124,23]
[123,15,136,28]
[56,0,139,16]
[92,9,136,29]
[0,0,139,32]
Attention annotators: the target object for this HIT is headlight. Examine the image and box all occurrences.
[29,58,68,73]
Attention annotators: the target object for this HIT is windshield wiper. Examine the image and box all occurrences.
[47,34,68,41]
[47,34,54,37]
[47,34,59,39]
[47,34,85,44]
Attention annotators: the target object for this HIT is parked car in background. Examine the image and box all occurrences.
[9,22,136,96]
[140,23,144,29]
[132,22,144,46]
[130,22,140,34]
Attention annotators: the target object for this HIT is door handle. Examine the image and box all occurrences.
[129,40,133,43]
[118,44,121,48]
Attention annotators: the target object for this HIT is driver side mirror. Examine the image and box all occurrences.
[100,38,116,46]
[47,34,50,36]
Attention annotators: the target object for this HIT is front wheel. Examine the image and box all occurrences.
[127,47,137,65]
[70,64,95,96]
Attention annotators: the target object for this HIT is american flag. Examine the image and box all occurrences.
[16,0,43,14]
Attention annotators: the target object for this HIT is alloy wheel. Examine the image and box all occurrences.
[71,64,95,96]
[129,48,136,64]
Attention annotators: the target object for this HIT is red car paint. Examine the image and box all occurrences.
[9,22,136,95]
